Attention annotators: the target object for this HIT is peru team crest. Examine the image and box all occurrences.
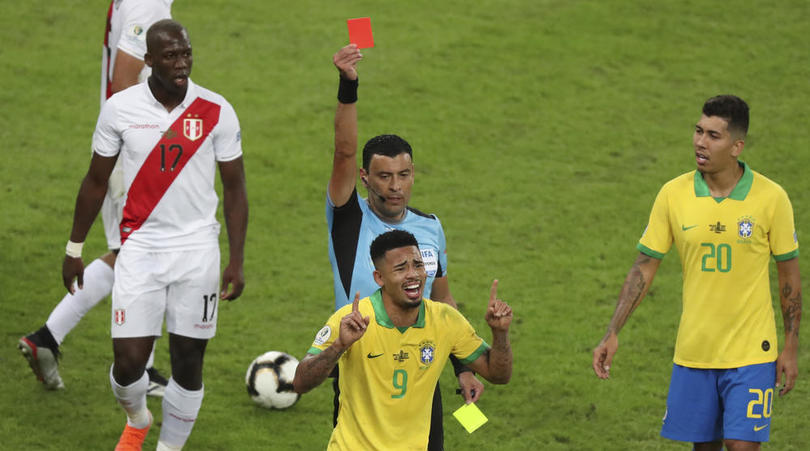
[419,340,436,367]
[183,116,204,141]
[114,308,126,326]
[737,216,755,239]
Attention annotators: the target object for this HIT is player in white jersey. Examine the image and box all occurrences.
[18,0,173,395]
[62,20,248,450]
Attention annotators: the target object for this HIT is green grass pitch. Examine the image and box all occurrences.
[1,0,809,449]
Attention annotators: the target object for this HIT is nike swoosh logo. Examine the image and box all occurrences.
[367,353,384,359]
[682,225,698,231]
[754,424,768,431]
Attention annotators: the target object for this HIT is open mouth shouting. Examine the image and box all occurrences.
[403,280,422,301]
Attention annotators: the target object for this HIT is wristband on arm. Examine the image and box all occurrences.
[65,240,83,258]
[337,77,358,104]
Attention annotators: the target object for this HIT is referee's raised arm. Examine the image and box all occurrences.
[329,44,362,209]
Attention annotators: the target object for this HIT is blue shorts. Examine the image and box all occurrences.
[661,362,776,443]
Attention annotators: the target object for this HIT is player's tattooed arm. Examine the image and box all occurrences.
[294,294,369,394]
[777,258,802,339]
[775,257,801,396]
[605,252,662,336]
[593,252,661,379]
[777,259,801,345]
[292,347,344,394]
[781,282,802,335]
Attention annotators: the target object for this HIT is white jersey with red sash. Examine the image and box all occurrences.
[93,79,242,252]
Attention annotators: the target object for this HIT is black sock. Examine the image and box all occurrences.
[36,325,60,353]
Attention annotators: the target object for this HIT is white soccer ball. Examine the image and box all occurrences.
[245,351,301,409]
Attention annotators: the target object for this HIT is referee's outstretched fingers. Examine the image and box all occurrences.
[333,44,362,80]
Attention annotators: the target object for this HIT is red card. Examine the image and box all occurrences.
[347,17,374,49]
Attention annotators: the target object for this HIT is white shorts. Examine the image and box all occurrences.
[101,162,125,250]
[111,246,221,339]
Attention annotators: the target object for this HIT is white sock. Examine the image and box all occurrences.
[46,258,114,344]
[109,365,150,429]
[159,378,204,448]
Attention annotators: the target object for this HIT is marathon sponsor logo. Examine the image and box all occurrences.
[129,124,161,129]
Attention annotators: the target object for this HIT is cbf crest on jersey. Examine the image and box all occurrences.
[183,114,204,141]
[737,216,755,239]
[418,340,436,368]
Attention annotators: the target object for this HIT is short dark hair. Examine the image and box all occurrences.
[370,230,419,268]
[702,95,749,137]
[362,134,413,170]
[146,19,188,53]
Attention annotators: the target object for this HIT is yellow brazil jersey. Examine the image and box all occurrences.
[307,290,489,451]
[638,162,798,369]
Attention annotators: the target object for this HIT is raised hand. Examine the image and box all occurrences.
[485,279,512,331]
[333,44,362,81]
[337,292,371,350]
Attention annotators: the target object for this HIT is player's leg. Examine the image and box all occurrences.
[111,336,156,451]
[718,362,776,450]
[157,247,219,450]
[660,364,723,445]
[18,251,116,389]
[112,337,156,415]
[158,334,208,450]
[107,177,171,397]
[110,248,166,450]
[427,381,444,451]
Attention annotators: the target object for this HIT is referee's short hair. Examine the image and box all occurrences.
[362,134,413,170]
[703,95,749,138]
[370,230,419,268]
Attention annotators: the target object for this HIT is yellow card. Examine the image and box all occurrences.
[452,403,488,433]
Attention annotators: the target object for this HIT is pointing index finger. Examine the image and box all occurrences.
[489,279,499,305]
[352,291,361,313]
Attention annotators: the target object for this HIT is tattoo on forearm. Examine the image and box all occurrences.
[781,282,802,337]
[310,352,338,375]
[607,257,649,335]
[299,347,342,388]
